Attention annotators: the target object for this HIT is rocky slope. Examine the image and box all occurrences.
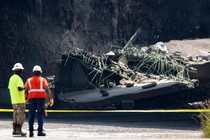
[1,0,210,87]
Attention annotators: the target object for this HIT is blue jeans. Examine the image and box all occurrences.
[28,98,45,132]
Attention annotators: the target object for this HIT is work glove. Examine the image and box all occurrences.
[49,98,54,107]
[25,99,29,104]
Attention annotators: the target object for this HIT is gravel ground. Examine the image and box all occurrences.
[0,113,204,139]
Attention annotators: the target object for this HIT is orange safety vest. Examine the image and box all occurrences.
[26,76,48,99]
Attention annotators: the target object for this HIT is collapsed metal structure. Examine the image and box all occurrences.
[52,28,207,109]
[59,46,194,87]
[53,42,209,109]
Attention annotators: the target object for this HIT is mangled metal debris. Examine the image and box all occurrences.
[54,39,204,109]
[54,28,209,109]
[61,43,196,86]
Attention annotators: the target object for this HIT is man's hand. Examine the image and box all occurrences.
[49,98,54,107]
[18,86,25,91]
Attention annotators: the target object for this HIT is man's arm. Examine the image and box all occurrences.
[17,78,25,91]
[44,86,54,107]
[44,86,53,99]
[43,78,54,106]
[24,87,28,99]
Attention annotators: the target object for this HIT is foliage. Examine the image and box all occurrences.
[200,105,210,138]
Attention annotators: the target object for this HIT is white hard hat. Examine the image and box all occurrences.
[12,63,24,71]
[32,65,42,73]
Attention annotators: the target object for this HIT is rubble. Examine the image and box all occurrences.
[54,39,210,109]
[196,50,210,61]
[54,31,210,109]
[59,45,195,89]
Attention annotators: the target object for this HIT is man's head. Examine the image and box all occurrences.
[32,65,42,76]
[12,63,24,75]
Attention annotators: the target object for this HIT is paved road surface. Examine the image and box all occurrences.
[0,112,205,139]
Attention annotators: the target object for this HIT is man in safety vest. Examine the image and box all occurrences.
[8,63,27,136]
[25,65,54,137]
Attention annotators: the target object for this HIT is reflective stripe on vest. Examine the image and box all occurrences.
[28,77,45,93]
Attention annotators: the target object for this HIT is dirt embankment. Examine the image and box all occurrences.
[1,0,210,87]
[166,39,210,58]
[166,39,210,88]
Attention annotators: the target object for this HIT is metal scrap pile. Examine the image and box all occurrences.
[55,29,208,109]
[58,28,200,91]
[60,43,197,90]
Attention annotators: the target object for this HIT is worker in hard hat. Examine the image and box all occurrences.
[25,65,54,137]
[8,63,27,136]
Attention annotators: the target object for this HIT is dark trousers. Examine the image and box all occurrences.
[28,98,45,132]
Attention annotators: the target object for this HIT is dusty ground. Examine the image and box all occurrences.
[165,38,210,58]
[0,113,203,139]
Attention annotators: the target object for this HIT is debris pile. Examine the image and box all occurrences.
[55,39,210,109]
[54,29,210,109]
[59,42,197,90]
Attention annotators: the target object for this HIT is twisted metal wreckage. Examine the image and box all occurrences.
[55,30,208,109]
